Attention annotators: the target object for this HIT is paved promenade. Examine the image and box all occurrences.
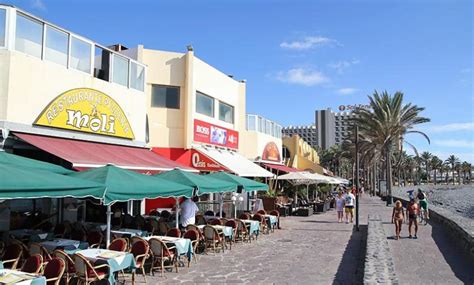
[138,196,473,284]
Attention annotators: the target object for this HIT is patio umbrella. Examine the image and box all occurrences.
[68,165,194,245]
[207,171,269,192]
[0,164,104,200]
[277,171,331,200]
[0,150,72,174]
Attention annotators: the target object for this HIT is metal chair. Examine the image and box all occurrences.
[43,257,66,285]
[148,238,178,277]
[73,253,109,285]
[21,254,43,274]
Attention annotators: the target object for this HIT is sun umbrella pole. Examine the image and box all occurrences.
[219,194,223,218]
[106,204,112,248]
[175,198,179,229]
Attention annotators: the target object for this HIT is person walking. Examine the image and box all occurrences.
[406,198,419,239]
[335,191,345,223]
[417,189,429,223]
[392,200,404,240]
[344,189,355,224]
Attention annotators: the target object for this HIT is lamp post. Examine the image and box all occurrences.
[355,125,360,231]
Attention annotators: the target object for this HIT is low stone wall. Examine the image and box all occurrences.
[392,194,474,259]
[364,214,399,284]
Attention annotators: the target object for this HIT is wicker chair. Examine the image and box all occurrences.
[202,225,225,254]
[130,239,150,283]
[87,231,103,248]
[269,210,280,231]
[209,219,222,226]
[166,228,181,238]
[148,238,178,277]
[21,254,43,274]
[224,220,238,249]
[44,257,65,285]
[158,221,170,236]
[239,213,251,220]
[183,229,200,264]
[108,238,128,252]
[29,242,52,266]
[1,243,23,269]
[53,249,76,285]
[195,215,207,225]
[257,209,267,215]
[235,219,251,243]
[73,253,109,285]
[252,213,268,235]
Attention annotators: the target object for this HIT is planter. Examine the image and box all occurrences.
[262,197,277,211]
[297,207,313,216]
[316,203,325,213]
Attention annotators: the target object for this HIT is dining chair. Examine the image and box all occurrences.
[257,209,267,215]
[158,221,170,236]
[166,228,181,238]
[21,254,43,274]
[269,210,280,231]
[183,229,200,264]
[73,253,109,285]
[1,243,23,269]
[235,219,251,243]
[209,219,222,226]
[87,231,103,248]
[43,257,65,285]
[108,238,128,252]
[202,225,225,254]
[224,220,238,249]
[148,238,178,277]
[252,213,268,235]
[53,249,76,285]
[130,239,150,283]
[239,213,251,220]
[29,242,52,266]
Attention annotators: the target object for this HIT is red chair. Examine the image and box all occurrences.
[130,239,150,282]
[252,213,268,234]
[149,238,178,277]
[43,257,65,285]
[183,229,200,264]
[235,219,251,243]
[21,254,43,274]
[269,210,280,230]
[202,225,225,254]
[53,249,76,285]
[70,229,86,242]
[257,209,267,215]
[209,219,222,226]
[224,220,238,249]
[166,228,181,238]
[86,231,103,248]
[29,243,52,265]
[239,213,251,220]
[1,243,23,269]
[73,253,109,284]
[108,238,128,252]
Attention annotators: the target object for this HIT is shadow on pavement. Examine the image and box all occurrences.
[431,222,474,284]
[333,225,367,285]
[300,220,341,224]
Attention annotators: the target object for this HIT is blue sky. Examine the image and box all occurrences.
[10,0,474,162]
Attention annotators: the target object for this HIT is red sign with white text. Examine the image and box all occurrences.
[193,119,239,149]
[191,150,227,171]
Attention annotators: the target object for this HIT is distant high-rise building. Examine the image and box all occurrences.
[282,125,318,148]
[315,108,357,150]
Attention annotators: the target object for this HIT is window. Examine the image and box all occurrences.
[70,36,91,73]
[130,62,145,91]
[265,120,271,135]
[15,13,43,58]
[247,115,256,131]
[196,92,214,117]
[258,116,264,133]
[0,9,5,47]
[151,85,180,109]
[112,54,129,87]
[219,102,234,123]
[44,26,68,67]
[94,46,110,81]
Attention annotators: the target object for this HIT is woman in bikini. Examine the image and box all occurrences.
[391,200,404,240]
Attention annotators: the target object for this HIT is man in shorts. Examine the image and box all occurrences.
[406,198,419,238]
[344,189,356,224]
[417,189,429,223]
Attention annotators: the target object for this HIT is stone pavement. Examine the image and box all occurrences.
[129,196,473,284]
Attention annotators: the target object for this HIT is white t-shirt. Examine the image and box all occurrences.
[336,197,345,211]
[344,193,355,207]
[179,199,199,227]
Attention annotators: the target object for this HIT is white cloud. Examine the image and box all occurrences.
[426,122,474,133]
[327,59,360,73]
[30,0,46,10]
[280,36,338,50]
[336,88,358,95]
[434,139,474,148]
[276,68,329,86]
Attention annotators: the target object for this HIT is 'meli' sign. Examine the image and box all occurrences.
[34,88,135,139]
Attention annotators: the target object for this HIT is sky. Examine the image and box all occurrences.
[8,0,474,162]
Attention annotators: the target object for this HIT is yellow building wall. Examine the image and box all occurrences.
[0,50,147,143]
[283,135,323,174]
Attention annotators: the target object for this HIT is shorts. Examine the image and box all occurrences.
[408,214,417,221]
[345,206,354,214]
[419,200,428,210]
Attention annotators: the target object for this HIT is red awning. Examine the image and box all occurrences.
[14,133,196,173]
[261,162,300,173]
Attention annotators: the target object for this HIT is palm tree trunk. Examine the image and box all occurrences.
[386,148,393,205]
[434,169,437,185]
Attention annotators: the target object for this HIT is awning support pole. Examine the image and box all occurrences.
[219,194,223,218]
[106,204,112,248]
[175,198,179,229]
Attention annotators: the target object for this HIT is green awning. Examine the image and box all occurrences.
[206,172,269,192]
[68,165,194,205]
[0,150,72,174]
[155,169,237,195]
[0,164,105,200]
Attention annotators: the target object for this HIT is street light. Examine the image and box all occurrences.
[355,125,360,231]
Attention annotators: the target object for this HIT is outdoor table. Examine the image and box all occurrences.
[84,222,107,232]
[40,239,89,254]
[263,214,278,229]
[111,228,148,238]
[75,248,136,285]
[9,229,52,242]
[240,219,260,236]
[0,269,46,285]
[197,225,234,238]
[144,236,193,261]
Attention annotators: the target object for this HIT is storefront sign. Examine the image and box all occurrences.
[338,104,370,111]
[191,150,226,171]
[34,88,135,139]
[193,119,238,149]
[262,142,281,162]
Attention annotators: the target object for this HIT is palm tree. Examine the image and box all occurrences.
[430,156,443,185]
[445,155,459,185]
[421,151,432,183]
[461,161,472,184]
[455,162,462,184]
[353,91,430,204]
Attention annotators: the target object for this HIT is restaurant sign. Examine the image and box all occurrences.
[191,150,226,171]
[34,88,135,139]
[193,119,239,149]
[262,142,281,162]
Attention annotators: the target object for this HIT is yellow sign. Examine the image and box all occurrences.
[34,88,135,139]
